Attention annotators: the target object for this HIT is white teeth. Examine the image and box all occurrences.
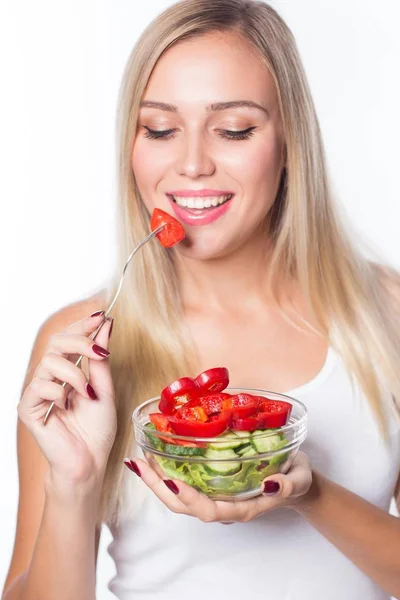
[171,194,232,209]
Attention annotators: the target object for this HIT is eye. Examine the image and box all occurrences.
[143,126,177,140]
[217,127,257,141]
[142,125,257,141]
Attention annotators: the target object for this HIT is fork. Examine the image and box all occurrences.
[42,224,165,425]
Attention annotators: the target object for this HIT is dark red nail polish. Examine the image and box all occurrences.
[86,382,98,400]
[130,461,141,477]
[164,479,179,494]
[123,460,141,476]
[108,318,114,340]
[92,344,110,357]
[90,310,105,317]
[263,480,280,495]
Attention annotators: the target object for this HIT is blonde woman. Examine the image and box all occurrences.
[3,1,400,599]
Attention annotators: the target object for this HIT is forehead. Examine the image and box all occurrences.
[142,31,278,111]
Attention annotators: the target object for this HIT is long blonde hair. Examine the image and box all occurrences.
[100,0,400,524]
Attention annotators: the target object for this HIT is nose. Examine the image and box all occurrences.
[175,131,216,178]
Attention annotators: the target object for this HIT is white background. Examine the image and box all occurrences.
[1,1,399,598]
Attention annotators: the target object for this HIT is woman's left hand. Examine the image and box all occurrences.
[124,451,312,523]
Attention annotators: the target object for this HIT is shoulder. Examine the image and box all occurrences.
[39,288,107,335]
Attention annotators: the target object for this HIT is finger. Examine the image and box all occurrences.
[86,318,114,400]
[46,332,110,363]
[262,451,312,500]
[26,378,69,411]
[171,479,222,523]
[32,354,92,399]
[126,458,189,514]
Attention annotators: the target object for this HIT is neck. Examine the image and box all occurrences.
[175,233,290,313]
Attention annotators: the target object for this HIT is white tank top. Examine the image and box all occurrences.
[106,347,400,600]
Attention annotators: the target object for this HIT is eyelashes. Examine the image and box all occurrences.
[142,126,257,141]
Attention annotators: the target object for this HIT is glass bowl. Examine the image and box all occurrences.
[133,388,307,501]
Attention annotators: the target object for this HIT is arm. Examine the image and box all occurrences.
[292,470,400,599]
[2,296,105,600]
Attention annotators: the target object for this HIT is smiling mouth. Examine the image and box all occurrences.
[167,193,233,209]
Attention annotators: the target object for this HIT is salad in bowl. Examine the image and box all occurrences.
[133,367,307,500]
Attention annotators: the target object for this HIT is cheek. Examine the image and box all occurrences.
[131,137,172,203]
[216,133,283,191]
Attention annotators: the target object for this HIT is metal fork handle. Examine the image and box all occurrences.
[42,225,164,425]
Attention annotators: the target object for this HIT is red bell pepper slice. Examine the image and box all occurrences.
[159,377,199,415]
[168,410,231,437]
[175,404,208,422]
[198,392,231,415]
[222,393,260,419]
[150,208,186,248]
[230,414,260,432]
[149,413,199,447]
[257,400,292,428]
[195,367,229,393]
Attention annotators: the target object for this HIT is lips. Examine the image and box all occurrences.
[166,193,234,227]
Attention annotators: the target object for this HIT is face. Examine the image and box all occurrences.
[132,31,285,260]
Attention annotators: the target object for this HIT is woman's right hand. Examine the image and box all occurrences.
[17,313,117,491]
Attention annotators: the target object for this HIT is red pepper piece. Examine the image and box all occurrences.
[195,367,229,393]
[222,393,260,419]
[175,404,208,422]
[257,400,292,429]
[168,410,231,437]
[230,414,260,432]
[149,412,200,447]
[159,377,199,415]
[198,392,231,415]
[150,208,186,248]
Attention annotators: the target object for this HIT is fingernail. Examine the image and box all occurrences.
[164,479,179,494]
[124,460,141,476]
[85,382,98,400]
[107,318,114,340]
[92,344,110,357]
[90,310,105,317]
[263,480,281,495]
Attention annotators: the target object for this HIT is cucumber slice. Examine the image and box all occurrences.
[232,429,252,439]
[204,448,241,475]
[251,432,282,453]
[164,443,205,457]
[144,423,165,451]
[235,443,253,455]
[208,432,243,450]
[239,447,258,458]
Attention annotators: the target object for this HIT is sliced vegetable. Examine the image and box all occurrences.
[257,399,292,428]
[204,448,241,475]
[230,415,260,432]
[223,393,260,419]
[250,432,282,453]
[208,431,243,450]
[175,404,208,422]
[150,208,186,248]
[159,376,199,415]
[164,443,205,457]
[168,410,231,437]
[195,367,229,393]
[198,392,231,415]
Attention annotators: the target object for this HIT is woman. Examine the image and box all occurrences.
[3,1,400,599]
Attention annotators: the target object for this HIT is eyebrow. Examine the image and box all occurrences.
[140,99,269,116]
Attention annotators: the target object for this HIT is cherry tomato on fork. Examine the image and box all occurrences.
[150,208,186,248]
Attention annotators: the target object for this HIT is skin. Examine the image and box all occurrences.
[129,31,400,597]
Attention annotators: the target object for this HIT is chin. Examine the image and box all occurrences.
[175,233,235,261]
